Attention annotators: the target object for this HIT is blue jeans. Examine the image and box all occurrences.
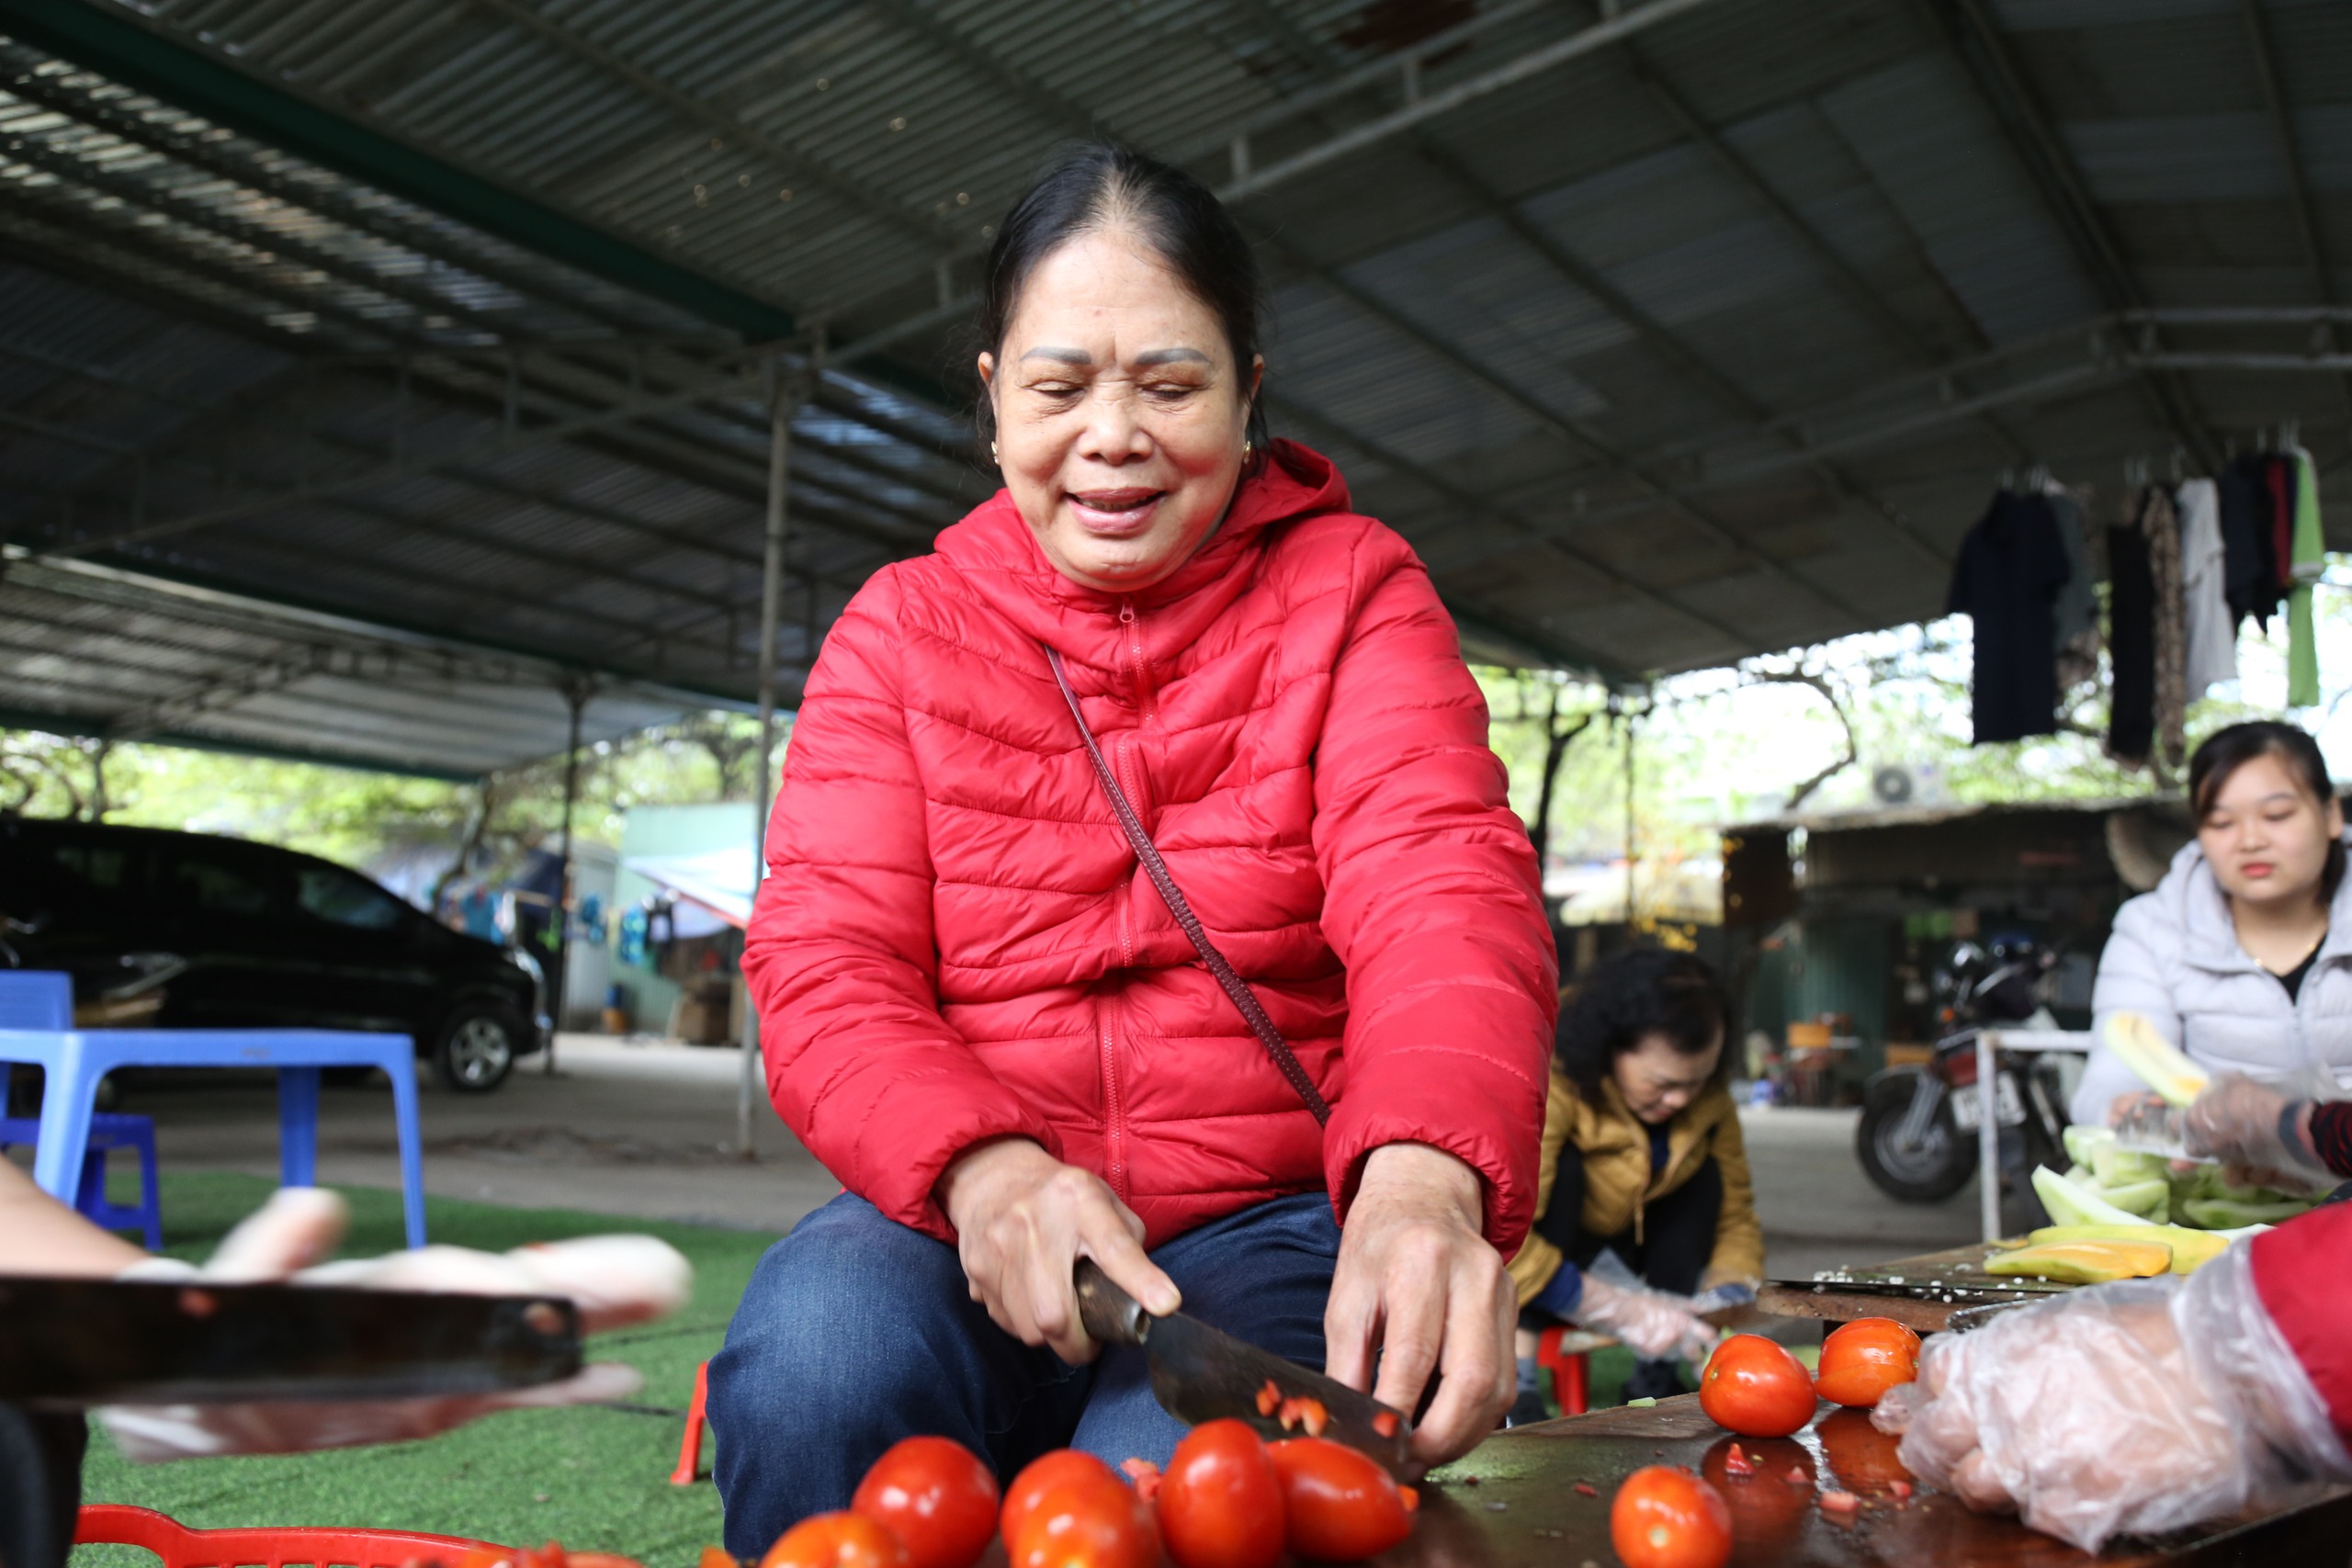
[707,1190,1340,1555]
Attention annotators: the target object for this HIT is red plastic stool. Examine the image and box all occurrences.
[78,1504,506,1568]
[670,1359,711,1485]
[1534,1325,1591,1416]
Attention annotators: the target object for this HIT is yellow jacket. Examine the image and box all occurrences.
[1505,1067,1766,1306]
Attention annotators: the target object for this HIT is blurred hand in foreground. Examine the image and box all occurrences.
[99,1186,692,1461]
[1872,1244,2347,1551]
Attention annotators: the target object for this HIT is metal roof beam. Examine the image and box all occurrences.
[25,350,772,558]
[1265,393,1741,673]
[0,132,542,347]
[2236,0,2352,421]
[0,195,411,351]
[0,0,797,338]
[1210,0,1729,202]
[467,0,949,255]
[1404,138,1949,572]
[1918,0,2222,468]
[1254,227,1877,629]
[1608,44,2037,479]
[0,52,707,343]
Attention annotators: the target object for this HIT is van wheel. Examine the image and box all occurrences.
[432,1004,521,1092]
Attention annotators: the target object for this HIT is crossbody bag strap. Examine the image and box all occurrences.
[1044,644,1331,1127]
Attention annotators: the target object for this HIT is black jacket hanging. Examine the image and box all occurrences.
[2108,501,2156,764]
[1948,491,2069,744]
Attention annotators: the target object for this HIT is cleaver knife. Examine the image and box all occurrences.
[1073,1261,1414,1479]
[2112,1100,2211,1163]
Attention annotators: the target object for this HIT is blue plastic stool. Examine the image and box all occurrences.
[0,1111,163,1249]
[0,971,426,1250]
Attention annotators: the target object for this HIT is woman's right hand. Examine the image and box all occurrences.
[936,1138,1181,1364]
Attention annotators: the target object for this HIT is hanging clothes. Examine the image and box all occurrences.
[2146,485,2187,768]
[2109,486,2186,768]
[1950,490,2070,743]
[2176,477,2236,696]
[2109,504,2156,764]
[2045,486,2100,691]
[2219,457,2278,630]
[2288,446,2325,708]
[2267,457,2297,598]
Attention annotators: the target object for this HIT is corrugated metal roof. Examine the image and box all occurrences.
[2,0,2349,746]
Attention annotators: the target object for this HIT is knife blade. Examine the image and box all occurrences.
[2112,1100,2211,1162]
[0,1275,581,1407]
[1073,1261,1414,1479]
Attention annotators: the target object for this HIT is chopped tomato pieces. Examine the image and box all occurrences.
[1370,1411,1399,1439]
[1721,1447,1754,1479]
[1783,1467,1811,1486]
[1117,1458,1161,1504]
[1273,1397,1329,1437]
[1255,1380,1281,1417]
[1397,1486,1419,1513]
[1819,1490,1860,1515]
[1889,1481,1912,1501]
[1573,1483,1598,1498]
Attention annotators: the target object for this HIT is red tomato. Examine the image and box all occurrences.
[1610,1466,1733,1568]
[1004,1469,1159,1568]
[758,1513,910,1568]
[1001,1451,1120,1545]
[1157,1419,1285,1568]
[1265,1438,1413,1562]
[852,1436,1001,1568]
[697,1550,741,1568]
[1698,1335,1818,1439]
[1812,1318,1921,1410]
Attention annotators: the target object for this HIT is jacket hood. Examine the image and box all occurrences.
[2149,836,2352,969]
[930,438,1352,666]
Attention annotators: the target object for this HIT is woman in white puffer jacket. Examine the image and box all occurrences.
[2078,721,2352,1126]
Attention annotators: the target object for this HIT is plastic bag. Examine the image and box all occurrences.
[1873,1244,2346,1551]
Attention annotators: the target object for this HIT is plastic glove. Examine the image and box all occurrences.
[1570,1273,1720,1364]
[2182,1074,2334,1193]
[99,1188,692,1462]
[1871,1243,2349,1551]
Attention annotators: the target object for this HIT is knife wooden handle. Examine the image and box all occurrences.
[1074,1260,1149,1347]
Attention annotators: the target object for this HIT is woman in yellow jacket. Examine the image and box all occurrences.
[1507,949,1766,1416]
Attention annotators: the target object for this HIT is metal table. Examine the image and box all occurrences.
[1336,1395,2346,1566]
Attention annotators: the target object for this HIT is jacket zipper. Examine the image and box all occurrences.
[1119,599,1156,723]
[1102,599,1147,1204]
[1100,1001,1130,1201]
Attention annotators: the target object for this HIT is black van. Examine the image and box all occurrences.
[0,816,547,1091]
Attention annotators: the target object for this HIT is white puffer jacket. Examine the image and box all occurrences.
[2076,838,2352,1124]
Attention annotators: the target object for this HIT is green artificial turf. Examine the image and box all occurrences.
[70,1171,777,1568]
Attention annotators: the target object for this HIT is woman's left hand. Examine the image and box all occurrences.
[1323,1142,1514,1468]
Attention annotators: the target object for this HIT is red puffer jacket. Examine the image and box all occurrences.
[745,440,1555,1252]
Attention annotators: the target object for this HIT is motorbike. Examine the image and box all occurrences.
[1855,936,2075,1204]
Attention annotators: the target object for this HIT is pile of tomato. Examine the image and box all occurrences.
[1610,1317,1923,1568]
[753,1422,1417,1568]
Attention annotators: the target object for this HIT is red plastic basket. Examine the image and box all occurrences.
[76,1505,509,1568]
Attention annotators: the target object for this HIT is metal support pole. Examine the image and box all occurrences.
[741,354,796,1158]
[1623,700,1639,926]
[1977,1030,2001,1242]
[548,678,587,1076]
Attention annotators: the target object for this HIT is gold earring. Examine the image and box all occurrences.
[1243,439,1254,461]
[990,440,999,464]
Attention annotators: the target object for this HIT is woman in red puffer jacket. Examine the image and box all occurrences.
[707,144,1555,1551]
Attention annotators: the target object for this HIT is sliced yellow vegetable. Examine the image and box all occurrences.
[2104,1012,2210,1107]
[1985,1239,2174,1283]
[2028,1224,2227,1274]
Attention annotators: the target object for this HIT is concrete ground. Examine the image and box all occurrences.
[27,1036,2005,1288]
